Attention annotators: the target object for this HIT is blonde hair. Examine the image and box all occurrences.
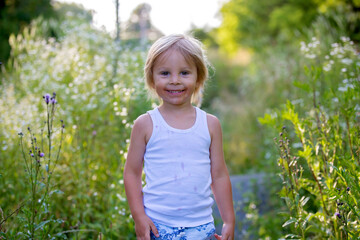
[144,34,209,106]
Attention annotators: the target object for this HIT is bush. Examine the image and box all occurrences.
[0,16,152,238]
[260,36,359,239]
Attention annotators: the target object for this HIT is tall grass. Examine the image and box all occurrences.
[0,16,152,238]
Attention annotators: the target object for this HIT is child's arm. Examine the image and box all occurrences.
[123,115,159,239]
[208,114,235,240]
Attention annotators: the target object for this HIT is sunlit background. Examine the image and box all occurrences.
[0,0,359,239]
[59,0,225,35]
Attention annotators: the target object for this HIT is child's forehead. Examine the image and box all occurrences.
[154,48,194,66]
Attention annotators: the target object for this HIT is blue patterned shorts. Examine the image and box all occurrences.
[150,221,216,240]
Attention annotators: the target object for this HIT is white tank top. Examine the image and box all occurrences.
[143,107,214,227]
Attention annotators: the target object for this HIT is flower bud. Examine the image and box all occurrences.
[43,93,51,104]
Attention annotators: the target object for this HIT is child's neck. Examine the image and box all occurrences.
[158,103,196,130]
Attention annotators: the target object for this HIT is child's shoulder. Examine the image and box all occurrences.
[206,112,221,135]
[205,112,220,124]
[134,113,152,128]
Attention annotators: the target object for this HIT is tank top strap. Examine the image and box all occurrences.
[196,107,211,140]
[147,108,159,127]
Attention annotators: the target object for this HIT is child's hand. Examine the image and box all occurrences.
[214,222,235,240]
[134,215,159,240]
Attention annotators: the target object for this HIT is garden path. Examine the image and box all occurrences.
[212,173,270,239]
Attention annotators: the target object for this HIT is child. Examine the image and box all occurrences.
[124,34,235,240]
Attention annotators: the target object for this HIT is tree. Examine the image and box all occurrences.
[216,0,360,54]
[0,0,55,63]
[122,3,162,46]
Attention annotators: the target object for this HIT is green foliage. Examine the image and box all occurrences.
[0,0,55,63]
[261,35,360,239]
[0,14,152,238]
[217,0,360,54]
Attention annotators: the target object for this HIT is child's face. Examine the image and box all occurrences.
[152,49,198,107]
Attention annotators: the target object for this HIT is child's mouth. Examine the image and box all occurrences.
[167,90,185,94]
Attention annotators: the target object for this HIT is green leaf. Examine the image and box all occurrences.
[258,113,276,126]
[293,80,311,92]
[282,217,297,227]
[300,196,310,207]
[284,233,301,239]
[35,220,52,230]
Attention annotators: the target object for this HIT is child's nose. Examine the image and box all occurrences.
[169,75,180,84]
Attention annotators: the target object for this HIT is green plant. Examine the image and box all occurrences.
[260,36,360,239]
[0,92,65,239]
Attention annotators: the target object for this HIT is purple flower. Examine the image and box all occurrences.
[51,98,57,105]
[39,152,45,157]
[92,130,97,136]
[31,153,34,157]
[346,187,350,191]
[43,93,51,104]
[335,212,341,218]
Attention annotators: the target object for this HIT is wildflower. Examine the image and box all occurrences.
[51,98,57,105]
[28,127,31,131]
[18,132,23,136]
[337,202,344,206]
[43,93,51,104]
[31,153,34,157]
[335,212,341,219]
[347,187,350,192]
[279,132,283,137]
[39,152,45,157]
[92,130,97,136]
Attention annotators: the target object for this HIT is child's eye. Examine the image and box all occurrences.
[160,71,170,76]
[181,71,189,76]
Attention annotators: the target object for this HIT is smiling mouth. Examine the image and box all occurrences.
[167,90,185,93]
